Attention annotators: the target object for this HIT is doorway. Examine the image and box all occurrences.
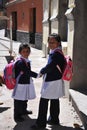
[30,8,36,44]
[12,12,17,41]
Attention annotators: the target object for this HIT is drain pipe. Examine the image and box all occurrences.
[9,15,13,56]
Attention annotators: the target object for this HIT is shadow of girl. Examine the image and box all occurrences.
[13,117,37,130]
[50,125,83,130]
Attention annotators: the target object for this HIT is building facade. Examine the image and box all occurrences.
[0,0,7,30]
[6,0,43,49]
[42,0,68,57]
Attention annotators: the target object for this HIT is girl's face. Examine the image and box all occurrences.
[20,48,30,59]
[48,37,60,50]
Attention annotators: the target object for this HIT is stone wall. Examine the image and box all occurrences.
[35,32,42,50]
[17,31,30,44]
[70,0,87,90]
[6,30,42,50]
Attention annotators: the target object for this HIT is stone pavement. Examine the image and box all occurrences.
[0,37,84,130]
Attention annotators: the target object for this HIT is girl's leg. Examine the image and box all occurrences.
[22,100,32,114]
[14,99,24,122]
[36,98,49,127]
[22,100,27,113]
[50,99,60,124]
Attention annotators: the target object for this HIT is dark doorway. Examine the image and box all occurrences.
[12,12,17,41]
[30,8,36,44]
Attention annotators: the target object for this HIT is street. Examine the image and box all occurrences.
[0,37,84,130]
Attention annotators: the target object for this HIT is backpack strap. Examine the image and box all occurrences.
[16,57,29,68]
[54,49,67,74]
[56,64,62,74]
[14,58,29,85]
[54,49,64,57]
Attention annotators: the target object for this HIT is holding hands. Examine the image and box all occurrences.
[37,73,43,78]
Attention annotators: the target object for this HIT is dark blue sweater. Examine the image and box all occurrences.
[15,59,38,84]
[40,50,66,81]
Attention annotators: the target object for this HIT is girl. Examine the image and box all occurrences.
[12,43,38,122]
[31,33,66,129]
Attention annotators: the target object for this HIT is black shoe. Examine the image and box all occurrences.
[47,120,60,125]
[23,110,32,115]
[14,117,24,122]
[31,124,45,130]
[0,102,3,105]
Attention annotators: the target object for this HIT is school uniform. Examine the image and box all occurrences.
[12,57,37,121]
[36,48,66,127]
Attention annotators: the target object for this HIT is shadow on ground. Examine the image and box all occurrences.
[0,107,10,113]
[50,125,83,130]
[13,116,83,130]
[13,116,36,130]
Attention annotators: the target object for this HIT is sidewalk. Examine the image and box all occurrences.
[0,37,84,130]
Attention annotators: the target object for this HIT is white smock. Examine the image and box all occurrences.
[41,75,65,99]
[12,57,36,100]
[12,78,36,100]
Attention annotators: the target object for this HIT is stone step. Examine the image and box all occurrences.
[69,89,87,129]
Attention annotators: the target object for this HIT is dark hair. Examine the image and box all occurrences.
[19,43,31,53]
[48,33,61,46]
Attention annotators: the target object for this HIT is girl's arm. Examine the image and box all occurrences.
[30,71,38,78]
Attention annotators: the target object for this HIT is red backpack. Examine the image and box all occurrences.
[3,58,24,90]
[62,55,73,81]
[55,50,73,81]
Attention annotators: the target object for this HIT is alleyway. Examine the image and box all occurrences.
[0,33,84,130]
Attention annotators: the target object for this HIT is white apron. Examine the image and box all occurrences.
[12,78,36,100]
[41,79,65,99]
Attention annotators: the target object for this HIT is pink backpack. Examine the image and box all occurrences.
[3,58,23,90]
[62,56,73,81]
[55,50,73,81]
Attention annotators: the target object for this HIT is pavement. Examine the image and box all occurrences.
[0,34,84,130]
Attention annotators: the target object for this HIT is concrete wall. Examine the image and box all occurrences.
[58,0,68,41]
[42,0,50,57]
[67,21,74,58]
[70,0,87,90]
[51,21,58,33]
[42,23,49,57]
[65,0,75,58]
[42,0,68,56]
[35,32,42,49]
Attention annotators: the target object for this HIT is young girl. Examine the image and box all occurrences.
[31,33,66,129]
[12,43,38,122]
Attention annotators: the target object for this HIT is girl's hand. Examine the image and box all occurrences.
[37,73,43,78]
[0,75,5,86]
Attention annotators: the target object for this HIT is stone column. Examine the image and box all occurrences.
[70,0,87,92]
